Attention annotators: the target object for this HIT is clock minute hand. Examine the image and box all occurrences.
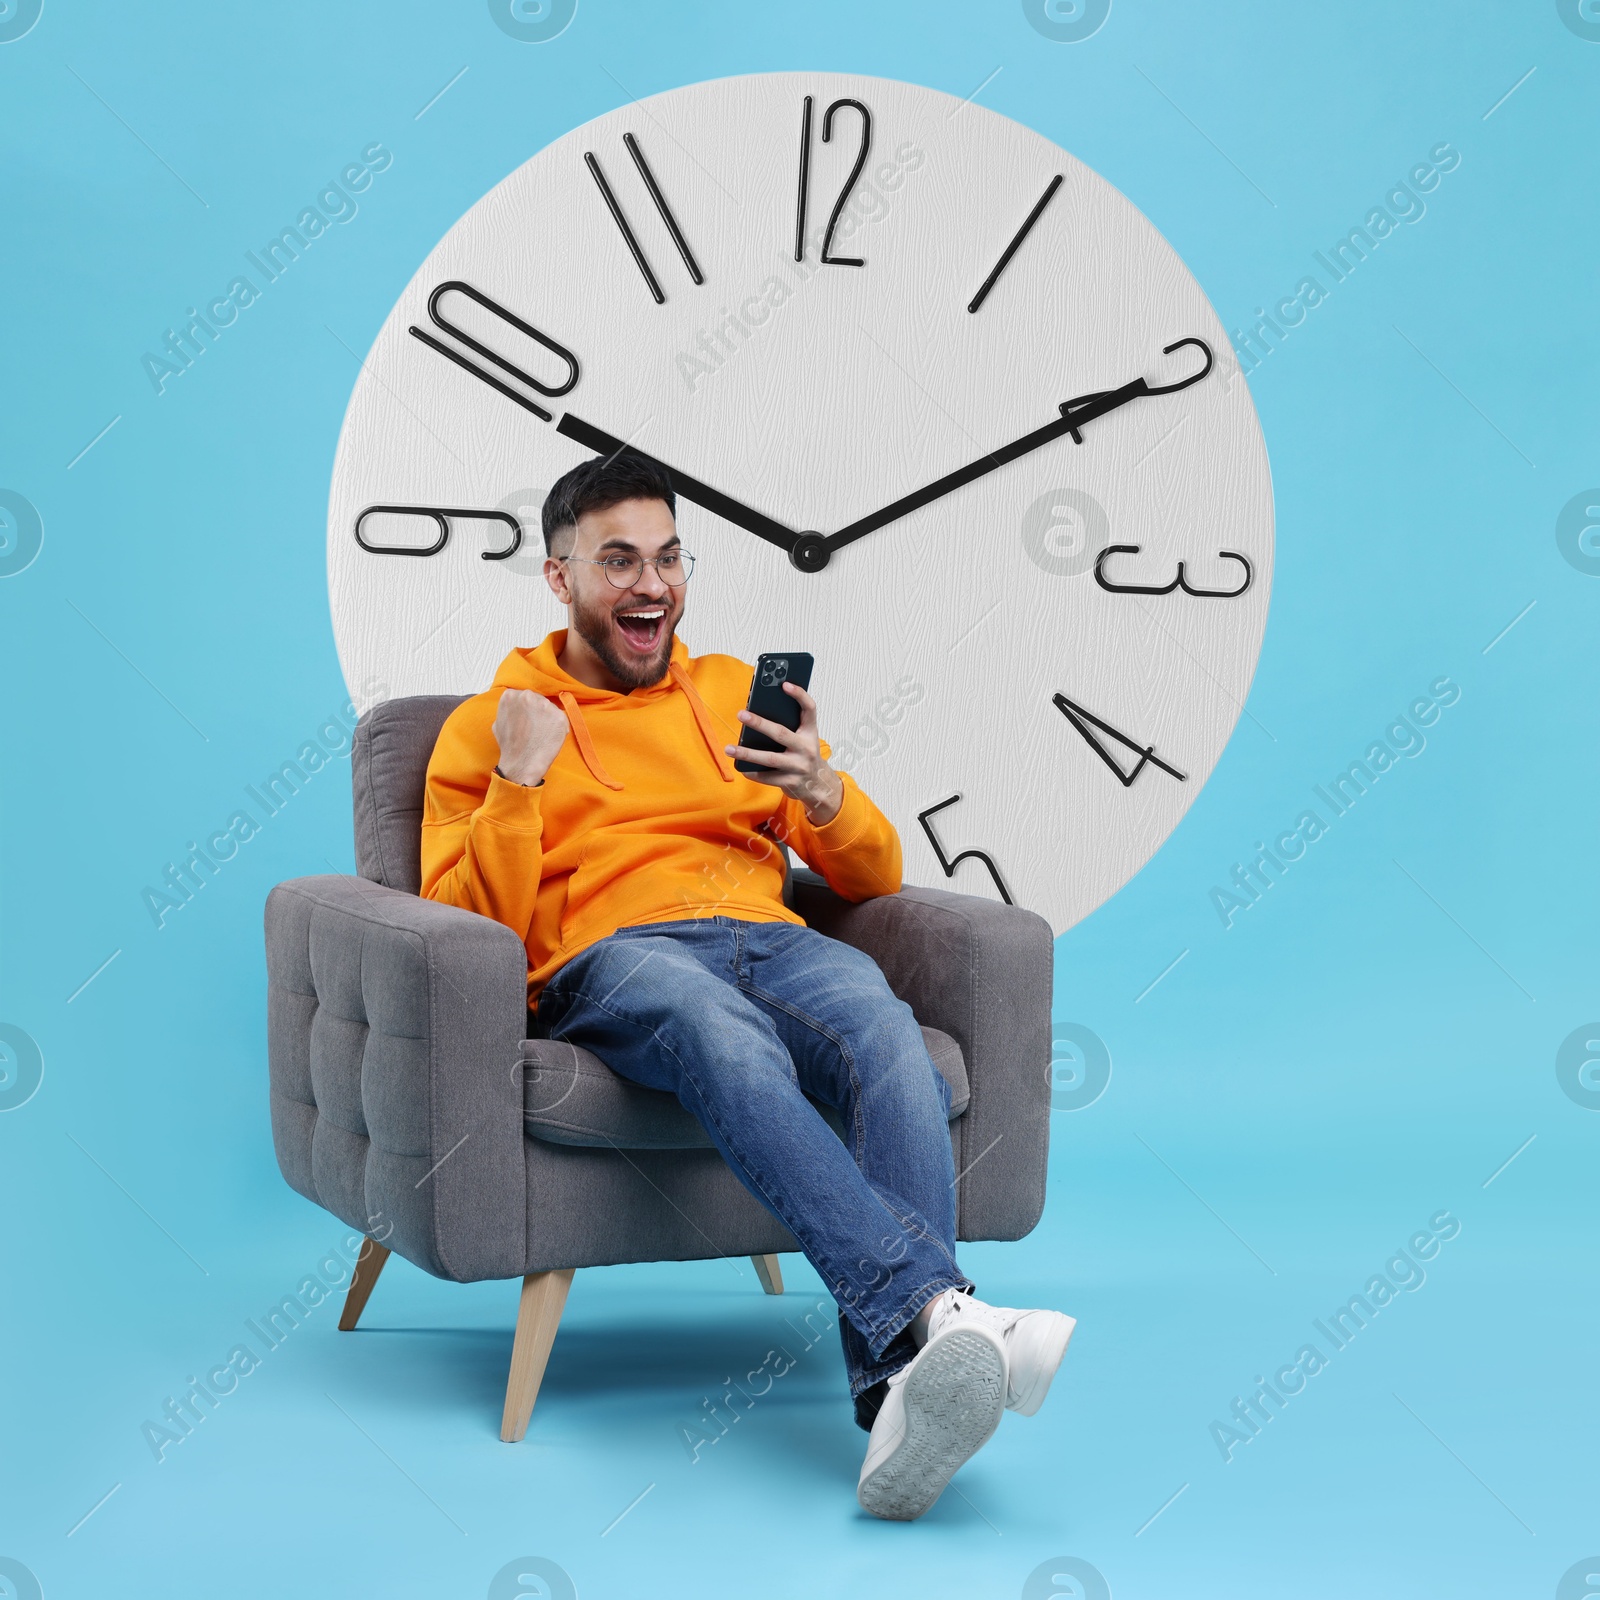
[1056,335,1214,437]
[824,337,1214,560]
[556,412,799,557]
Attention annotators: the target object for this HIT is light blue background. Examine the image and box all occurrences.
[3,3,1594,1597]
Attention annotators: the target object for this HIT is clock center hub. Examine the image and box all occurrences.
[790,532,830,573]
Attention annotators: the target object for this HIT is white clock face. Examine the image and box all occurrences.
[328,71,1272,936]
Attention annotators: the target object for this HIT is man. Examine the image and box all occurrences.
[421,449,1074,1520]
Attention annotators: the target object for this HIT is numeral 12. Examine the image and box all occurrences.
[795,95,873,267]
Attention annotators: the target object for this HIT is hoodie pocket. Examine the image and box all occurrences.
[558,838,594,948]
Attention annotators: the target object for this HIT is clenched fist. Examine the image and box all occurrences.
[492,689,570,786]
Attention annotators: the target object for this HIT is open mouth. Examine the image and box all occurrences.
[614,605,667,653]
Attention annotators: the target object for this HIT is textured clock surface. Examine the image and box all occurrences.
[328,72,1273,936]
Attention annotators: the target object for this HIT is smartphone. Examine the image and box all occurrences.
[734,653,814,775]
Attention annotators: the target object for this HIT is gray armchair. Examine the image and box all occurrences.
[264,696,1054,1440]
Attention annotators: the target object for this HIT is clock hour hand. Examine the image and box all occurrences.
[556,412,799,558]
[824,338,1213,562]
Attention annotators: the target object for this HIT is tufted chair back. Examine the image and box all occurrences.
[352,696,468,894]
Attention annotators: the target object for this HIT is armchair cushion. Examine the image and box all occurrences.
[522,1025,968,1150]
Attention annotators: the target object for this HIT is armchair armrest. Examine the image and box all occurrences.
[791,869,1053,1241]
[265,874,529,1282]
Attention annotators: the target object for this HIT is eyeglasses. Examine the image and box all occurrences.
[562,549,696,588]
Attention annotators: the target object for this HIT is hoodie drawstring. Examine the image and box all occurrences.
[554,666,736,790]
[556,691,624,790]
[668,662,737,784]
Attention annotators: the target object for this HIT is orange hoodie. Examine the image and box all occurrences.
[420,630,903,1004]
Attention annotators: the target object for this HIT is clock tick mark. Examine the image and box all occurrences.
[969,174,1062,314]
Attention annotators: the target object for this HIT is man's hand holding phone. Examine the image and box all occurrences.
[727,679,845,826]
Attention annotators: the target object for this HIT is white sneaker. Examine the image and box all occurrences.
[924,1290,1075,1417]
[856,1321,1008,1521]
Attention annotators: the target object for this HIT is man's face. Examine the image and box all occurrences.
[546,497,686,691]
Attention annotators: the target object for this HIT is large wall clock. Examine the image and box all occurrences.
[328,72,1273,936]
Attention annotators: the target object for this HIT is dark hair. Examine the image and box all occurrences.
[541,449,676,556]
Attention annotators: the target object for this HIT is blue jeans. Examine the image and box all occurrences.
[536,915,973,1427]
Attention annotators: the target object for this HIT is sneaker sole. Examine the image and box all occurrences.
[1009,1311,1076,1417]
[857,1328,1007,1522]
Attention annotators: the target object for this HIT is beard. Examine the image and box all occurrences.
[569,581,680,690]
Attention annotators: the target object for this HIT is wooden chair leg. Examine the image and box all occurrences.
[501,1268,575,1443]
[751,1254,784,1296]
[338,1239,391,1331]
